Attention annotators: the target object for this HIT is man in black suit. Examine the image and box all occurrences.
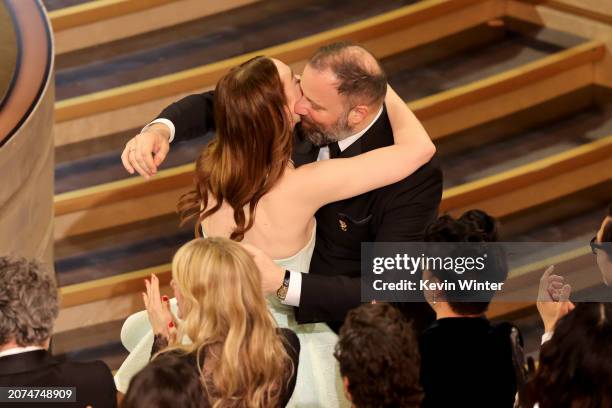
[0,256,117,408]
[122,42,442,332]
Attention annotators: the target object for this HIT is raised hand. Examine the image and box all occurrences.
[537,266,575,333]
[121,123,171,179]
[143,274,177,341]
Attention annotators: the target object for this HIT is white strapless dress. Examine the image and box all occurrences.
[114,222,350,407]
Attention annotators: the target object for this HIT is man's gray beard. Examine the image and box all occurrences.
[300,114,353,147]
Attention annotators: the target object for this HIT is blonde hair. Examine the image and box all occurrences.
[164,237,293,407]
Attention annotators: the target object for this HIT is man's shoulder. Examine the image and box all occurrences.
[0,356,114,388]
[35,358,113,389]
[378,154,443,196]
[58,358,113,377]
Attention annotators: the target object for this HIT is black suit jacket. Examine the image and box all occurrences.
[157,92,442,330]
[419,318,518,407]
[0,350,117,408]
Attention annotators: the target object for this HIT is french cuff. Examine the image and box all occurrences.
[143,118,176,143]
[282,270,302,307]
[541,331,553,345]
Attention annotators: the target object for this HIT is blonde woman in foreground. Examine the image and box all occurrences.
[122,238,299,408]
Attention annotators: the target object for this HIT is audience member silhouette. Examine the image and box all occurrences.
[418,210,518,408]
[334,302,423,408]
[0,256,117,408]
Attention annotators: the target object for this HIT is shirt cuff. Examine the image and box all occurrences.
[143,118,176,143]
[541,331,553,345]
[282,271,302,307]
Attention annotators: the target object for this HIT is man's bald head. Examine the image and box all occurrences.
[308,42,387,108]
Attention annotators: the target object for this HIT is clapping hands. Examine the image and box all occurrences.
[143,274,178,342]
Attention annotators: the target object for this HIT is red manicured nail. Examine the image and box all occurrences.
[162,296,169,302]
[168,321,175,328]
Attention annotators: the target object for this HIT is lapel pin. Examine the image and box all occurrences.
[339,219,348,232]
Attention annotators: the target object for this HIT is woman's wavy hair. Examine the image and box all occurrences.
[525,302,612,408]
[162,238,294,408]
[178,56,293,241]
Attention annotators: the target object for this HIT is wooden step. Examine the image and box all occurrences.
[54,0,421,101]
[48,0,258,54]
[53,0,504,146]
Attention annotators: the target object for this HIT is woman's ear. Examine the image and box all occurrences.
[342,376,353,403]
[422,270,443,306]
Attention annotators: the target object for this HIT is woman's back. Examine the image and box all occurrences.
[190,57,435,260]
[201,167,316,260]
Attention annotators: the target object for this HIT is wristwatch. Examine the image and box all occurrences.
[276,270,291,301]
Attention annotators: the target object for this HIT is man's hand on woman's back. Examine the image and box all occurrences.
[121,123,171,179]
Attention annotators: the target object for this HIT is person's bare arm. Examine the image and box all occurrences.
[296,85,435,209]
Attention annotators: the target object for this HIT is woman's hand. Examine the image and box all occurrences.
[143,274,177,341]
[537,266,575,333]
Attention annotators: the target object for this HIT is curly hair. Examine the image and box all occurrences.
[525,303,612,408]
[0,256,58,346]
[424,209,506,315]
[123,351,207,408]
[334,303,423,407]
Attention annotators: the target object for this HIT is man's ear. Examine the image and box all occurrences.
[342,376,353,403]
[348,105,369,126]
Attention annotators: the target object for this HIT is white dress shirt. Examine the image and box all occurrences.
[0,346,44,358]
[147,105,384,306]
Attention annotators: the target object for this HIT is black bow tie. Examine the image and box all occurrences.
[328,142,341,159]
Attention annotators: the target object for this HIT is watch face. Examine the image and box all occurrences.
[277,286,288,301]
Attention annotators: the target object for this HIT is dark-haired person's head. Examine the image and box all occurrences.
[122,351,206,408]
[296,41,387,146]
[0,257,58,351]
[526,302,612,408]
[592,205,612,286]
[334,302,423,408]
[423,210,506,316]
